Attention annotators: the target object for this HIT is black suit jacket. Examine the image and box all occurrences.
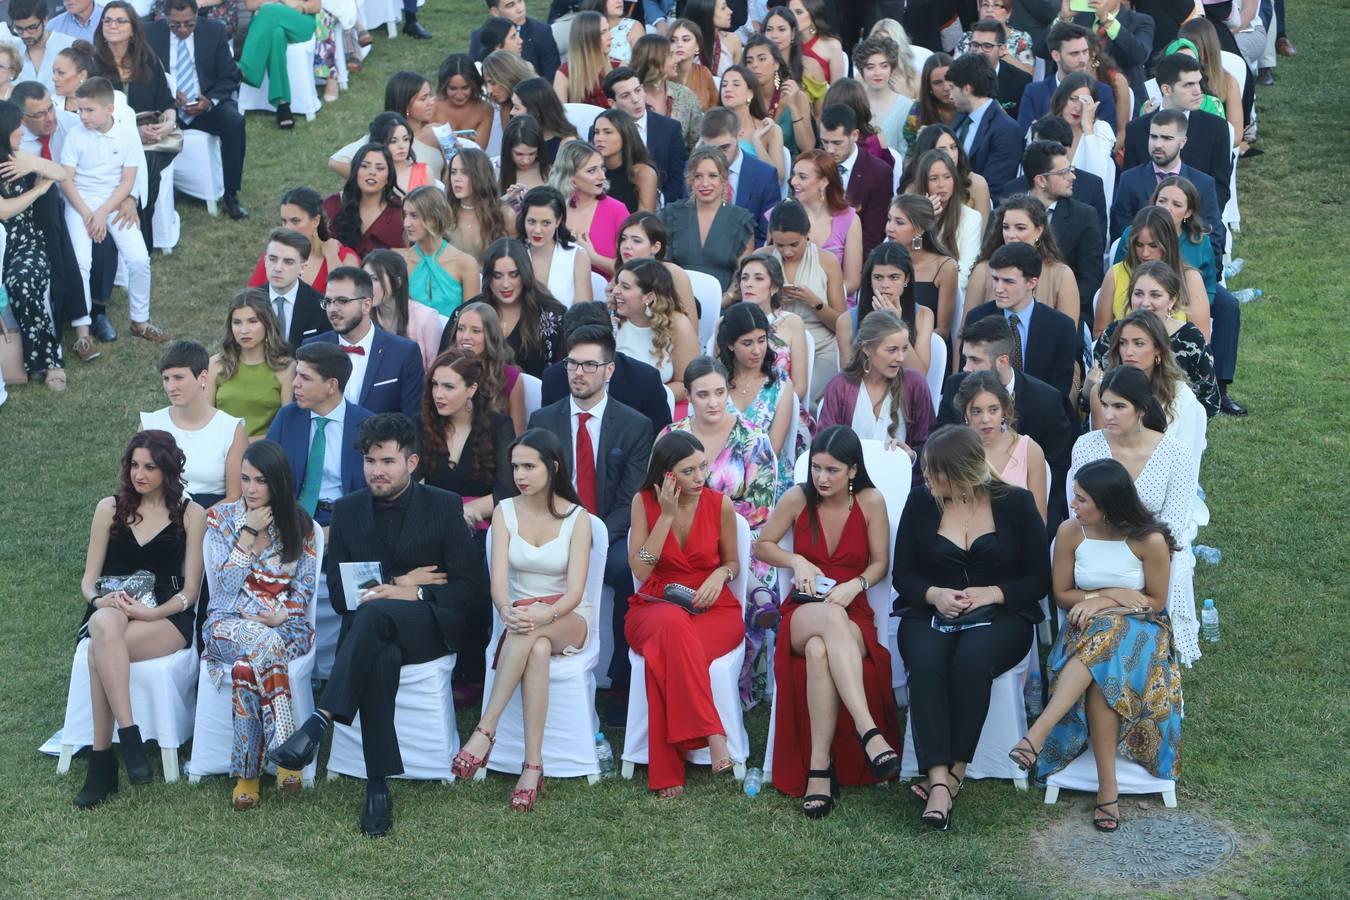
[145,19,241,104]
[995,63,1032,122]
[1004,169,1108,244]
[470,17,560,81]
[540,353,673,433]
[279,281,331,351]
[846,149,892,260]
[964,300,1078,399]
[1123,109,1232,214]
[325,483,486,648]
[1111,161,1226,263]
[644,111,688,204]
[937,368,1079,533]
[528,395,654,546]
[1050,197,1104,321]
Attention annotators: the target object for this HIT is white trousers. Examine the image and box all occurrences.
[65,201,151,325]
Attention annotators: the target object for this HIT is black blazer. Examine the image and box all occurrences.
[1050,197,1104,321]
[144,18,241,104]
[325,483,487,648]
[1070,7,1155,100]
[540,352,673,434]
[644,111,688,205]
[281,280,331,351]
[995,63,1032,121]
[937,368,1080,534]
[846,148,893,260]
[963,300,1078,399]
[1123,109,1233,214]
[1004,169,1108,240]
[528,394,654,546]
[891,485,1050,623]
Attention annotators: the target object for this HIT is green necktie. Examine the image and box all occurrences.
[954,115,972,142]
[299,416,330,514]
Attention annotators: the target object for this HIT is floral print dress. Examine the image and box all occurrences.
[661,414,779,706]
[1,173,61,375]
[729,367,795,496]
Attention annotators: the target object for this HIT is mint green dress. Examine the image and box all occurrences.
[409,241,463,317]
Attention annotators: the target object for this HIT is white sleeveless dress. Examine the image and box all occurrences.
[545,243,582,307]
[498,498,590,655]
[139,407,242,499]
[614,319,673,382]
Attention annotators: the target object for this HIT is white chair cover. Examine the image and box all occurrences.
[927,333,947,414]
[589,271,607,307]
[688,270,722,345]
[563,103,605,140]
[186,526,324,785]
[476,514,607,780]
[520,372,542,419]
[237,39,322,120]
[1044,748,1177,806]
[173,131,225,215]
[359,0,402,35]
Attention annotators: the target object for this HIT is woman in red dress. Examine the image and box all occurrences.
[756,425,901,818]
[627,431,745,798]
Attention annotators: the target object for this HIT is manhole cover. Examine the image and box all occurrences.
[1050,808,1237,884]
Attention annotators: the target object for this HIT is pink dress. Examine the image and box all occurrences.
[587,195,631,277]
[822,207,858,268]
[999,434,1031,489]
[406,300,444,369]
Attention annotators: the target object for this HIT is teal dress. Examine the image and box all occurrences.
[409,241,463,317]
[776,107,798,161]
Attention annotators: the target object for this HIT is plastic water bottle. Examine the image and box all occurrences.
[1223,257,1246,279]
[742,767,763,797]
[1024,670,1044,718]
[595,731,616,779]
[1194,545,1223,565]
[1201,599,1220,643]
[1197,486,1206,502]
[1233,288,1264,304]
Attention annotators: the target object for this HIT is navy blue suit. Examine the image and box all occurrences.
[1004,169,1108,245]
[733,151,781,246]
[303,328,424,421]
[266,400,372,524]
[1111,162,1226,263]
[960,100,1024,202]
[470,17,560,80]
[643,111,687,204]
[1123,109,1233,215]
[1017,75,1119,137]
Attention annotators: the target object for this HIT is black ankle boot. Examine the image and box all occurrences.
[74,749,119,809]
[117,725,154,785]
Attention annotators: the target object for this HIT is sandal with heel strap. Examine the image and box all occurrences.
[1093,797,1121,833]
[1008,736,1040,773]
[911,774,962,804]
[510,763,543,812]
[451,726,495,779]
[921,781,954,831]
[857,727,900,779]
[801,765,839,820]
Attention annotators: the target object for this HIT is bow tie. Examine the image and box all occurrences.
[341,345,365,356]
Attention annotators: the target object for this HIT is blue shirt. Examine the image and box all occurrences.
[959,98,993,156]
[48,4,105,42]
[1002,302,1033,364]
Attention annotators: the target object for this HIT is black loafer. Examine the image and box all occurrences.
[1220,394,1249,417]
[1257,68,1275,86]
[91,314,118,343]
[223,195,249,220]
[268,729,321,770]
[402,19,432,39]
[361,782,392,837]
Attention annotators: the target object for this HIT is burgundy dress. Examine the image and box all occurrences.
[770,501,900,796]
[625,488,745,790]
[321,194,406,259]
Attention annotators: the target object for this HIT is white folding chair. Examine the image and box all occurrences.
[520,373,542,419]
[174,131,225,217]
[664,385,676,419]
[688,270,723,340]
[237,38,323,121]
[563,103,605,140]
[360,0,402,37]
[475,514,607,782]
[779,144,792,198]
[926,333,946,415]
[187,526,324,786]
[152,158,180,252]
[801,329,815,403]
[588,271,607,306]
[890,147,904,194]
[621,514,753,781]
[325,653,460,782]
[910,46,932,74]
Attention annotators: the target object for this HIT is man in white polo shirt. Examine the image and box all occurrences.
[60,76,166,342]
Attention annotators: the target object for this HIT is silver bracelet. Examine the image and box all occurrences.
[637,547,659,566]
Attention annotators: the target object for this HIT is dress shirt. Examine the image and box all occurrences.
[16,30,75,93]
[726,147,743,203]
[60,114,140,205]
[960,97,993,155]
[310,400,346,503]
[21,122,68,163]
[568,392,607,490]
[372,481,412,554]
[48,5,104,42]
[338,326,376,405]
[267,280,300,338]
[633,110,648,145]
[837,145,860,187]
[1152,159,1183,180]
[1003,301,1033,365]
[170,32,203,104]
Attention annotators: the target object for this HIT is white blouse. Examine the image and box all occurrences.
[140,407,241,499]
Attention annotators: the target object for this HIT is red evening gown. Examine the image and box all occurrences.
[770,501,901,796]
[625,488,745,790]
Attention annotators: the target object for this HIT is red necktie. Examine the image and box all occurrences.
[341,344,365,355]
[39,134,52,160]
[575,412,597,514]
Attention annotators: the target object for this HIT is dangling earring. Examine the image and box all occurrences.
[773,71,782,92]
[848,477,854,496]
[911,234,923,251]
[862,355,871,375]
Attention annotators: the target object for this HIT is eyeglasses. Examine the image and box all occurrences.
[1047,166,1076,178]
[563,358,608,373]
[9,22,43,34]
[318,295,371,309]
[167,17,198,30]
[21,105,55,119]
[102,16,132,26]
[968,41,999,52]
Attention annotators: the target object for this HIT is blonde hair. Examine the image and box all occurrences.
[0,40,22,78]
[404,185,453,238]
[614,258,680,367]
[922,425,1005,512]
[567,11,610,104]
[841,309,912,442]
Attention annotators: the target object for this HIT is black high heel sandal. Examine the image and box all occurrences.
[921,781,954,831]
[1093,798,1121,833]
[1007,736,1040,774]
[911,774,962,803]
[801,765,839,820]
[857,727,900,779]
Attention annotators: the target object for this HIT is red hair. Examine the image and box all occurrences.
[113,430,187,535]
[795,149,849,215]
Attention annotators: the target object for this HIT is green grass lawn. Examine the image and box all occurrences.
[1,2,1347,896]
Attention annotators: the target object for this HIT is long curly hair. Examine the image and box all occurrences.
[478,238,566,361]
[421,349,498,484]
[443,301,514,413]
[841,309,912,441]
[1107,309,1188,425]
[978,194,1066,265]
[615,257,680,368]
[333,143,400,248]
[113,430,187,534]
[448,146,511,248]
[218,288,291,382]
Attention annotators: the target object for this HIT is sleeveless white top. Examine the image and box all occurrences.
[498,498,590,652]
[615,319,673,382]
[545,243,582,307]
[1074,534,1146,593]
[139,407,242,498]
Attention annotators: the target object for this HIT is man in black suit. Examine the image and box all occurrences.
[1014,116,1109,239]
[1023,139,1103,323]
[1112,109,1226,261]
[962,242,1077,399]
[529,324,653,712]
[541,302,672,432]
[270,413,485,837]
[967,18,1032,121]
[947,54,1024,202]
[469,0,560,80]
[1068,0,1155,102]
[261,228,330,350]
[818,103,891,260]
[939,315,1079,534]
[1123,53,1232,213]
[603,67,687,204]
[145,0,247,220]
